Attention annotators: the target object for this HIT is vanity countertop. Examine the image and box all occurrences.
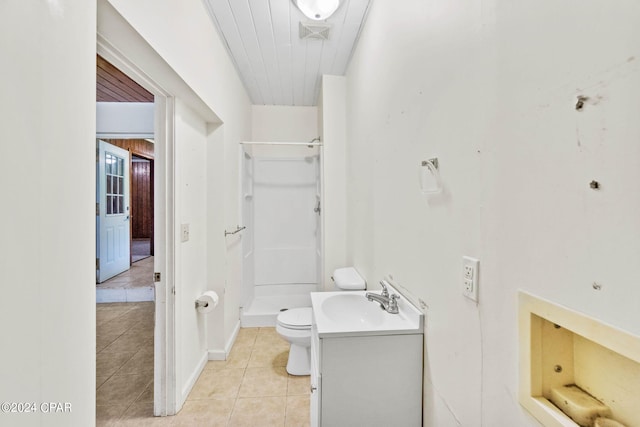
[310,288,424,338]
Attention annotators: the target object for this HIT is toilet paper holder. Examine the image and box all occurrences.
[195,290,219,313]
[195,300,209,309]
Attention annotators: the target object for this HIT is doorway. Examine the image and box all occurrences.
[95,55,159,422]
[131,154,153,263]
[95,139,156,302]
[95,53,156,302]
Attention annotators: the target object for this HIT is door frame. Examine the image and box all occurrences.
[97,39,177,416]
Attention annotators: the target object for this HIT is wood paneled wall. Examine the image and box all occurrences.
[131,161,153,239]
[97,55,154,103]
[104,139,154,159]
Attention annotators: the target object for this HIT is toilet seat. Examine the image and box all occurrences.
[277,307,312,330]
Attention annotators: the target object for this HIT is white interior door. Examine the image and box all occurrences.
[96,139,131,283]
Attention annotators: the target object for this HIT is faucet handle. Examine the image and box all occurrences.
[388,294,401,313]
[379,280,390,297]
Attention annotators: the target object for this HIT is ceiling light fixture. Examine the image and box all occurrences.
[292,0,340,21]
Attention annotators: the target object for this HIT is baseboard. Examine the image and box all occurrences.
[208,319,241,361]
[179,352,208,409]
[226,320,241,354]
[240,312,277,327]
[207,349,226,361]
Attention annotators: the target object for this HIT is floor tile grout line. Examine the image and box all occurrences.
[227,362,248,427]
[96,351,138,391]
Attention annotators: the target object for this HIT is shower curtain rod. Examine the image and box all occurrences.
[240,141,322,146]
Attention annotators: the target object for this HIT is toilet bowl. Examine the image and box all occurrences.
[276,307,313,375]
[276,267,366,376]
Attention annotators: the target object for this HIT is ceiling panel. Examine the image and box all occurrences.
[205,0,264,104]
[250,0,284,104]
[289,11,309,106]
[303,39,324,106]
[228,0,273,103]
[96,55,154,103]
[204,0,372,106]
[270,0,294,105]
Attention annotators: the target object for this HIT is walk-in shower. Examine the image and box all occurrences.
[240,141,323,327]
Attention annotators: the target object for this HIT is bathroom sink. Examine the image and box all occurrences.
[320,293,385,327]
[311,287,424,338]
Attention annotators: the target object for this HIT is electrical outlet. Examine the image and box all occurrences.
[464,278,473,293]
[462,256,479,302]
[181,224,190,242]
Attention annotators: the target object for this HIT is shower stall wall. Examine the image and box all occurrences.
[240,143,322,327]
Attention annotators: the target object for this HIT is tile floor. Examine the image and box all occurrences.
[96,302,155,426]
[97,303,310,426]
[96,257,155,303]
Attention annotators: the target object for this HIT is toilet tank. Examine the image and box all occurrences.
[332,267,366,290]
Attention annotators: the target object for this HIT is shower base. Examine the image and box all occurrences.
[240,287,315,327]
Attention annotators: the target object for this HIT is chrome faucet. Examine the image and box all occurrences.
[366,280,400,314]
[379,280,390,298]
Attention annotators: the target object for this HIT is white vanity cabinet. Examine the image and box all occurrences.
[310,319,424,426]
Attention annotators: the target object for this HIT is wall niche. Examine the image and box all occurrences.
[519,292,640,427]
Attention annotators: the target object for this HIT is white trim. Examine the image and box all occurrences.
[228,320,242,356]
[318,145,325,289]
[96,35,170,97]
[208,349,227,361]
[156,96,177,416]
[208,320,240,361]
[179,352,208,408]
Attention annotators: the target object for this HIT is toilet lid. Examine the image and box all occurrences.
[277,307,312,330]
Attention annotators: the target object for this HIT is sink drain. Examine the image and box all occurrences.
[279,308,289,312]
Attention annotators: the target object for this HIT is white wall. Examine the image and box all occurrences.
[0,1,96,426]
[252,105,318,142]
[96,102,154,138]
[249,106,319,165]
[319,76,348,290]
[174,99,209,404]
[345,1,640,426]
[105,0,252,408]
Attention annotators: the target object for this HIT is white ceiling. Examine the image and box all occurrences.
[204,0,372,106]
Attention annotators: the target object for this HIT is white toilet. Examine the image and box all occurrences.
[275,267,366,376]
